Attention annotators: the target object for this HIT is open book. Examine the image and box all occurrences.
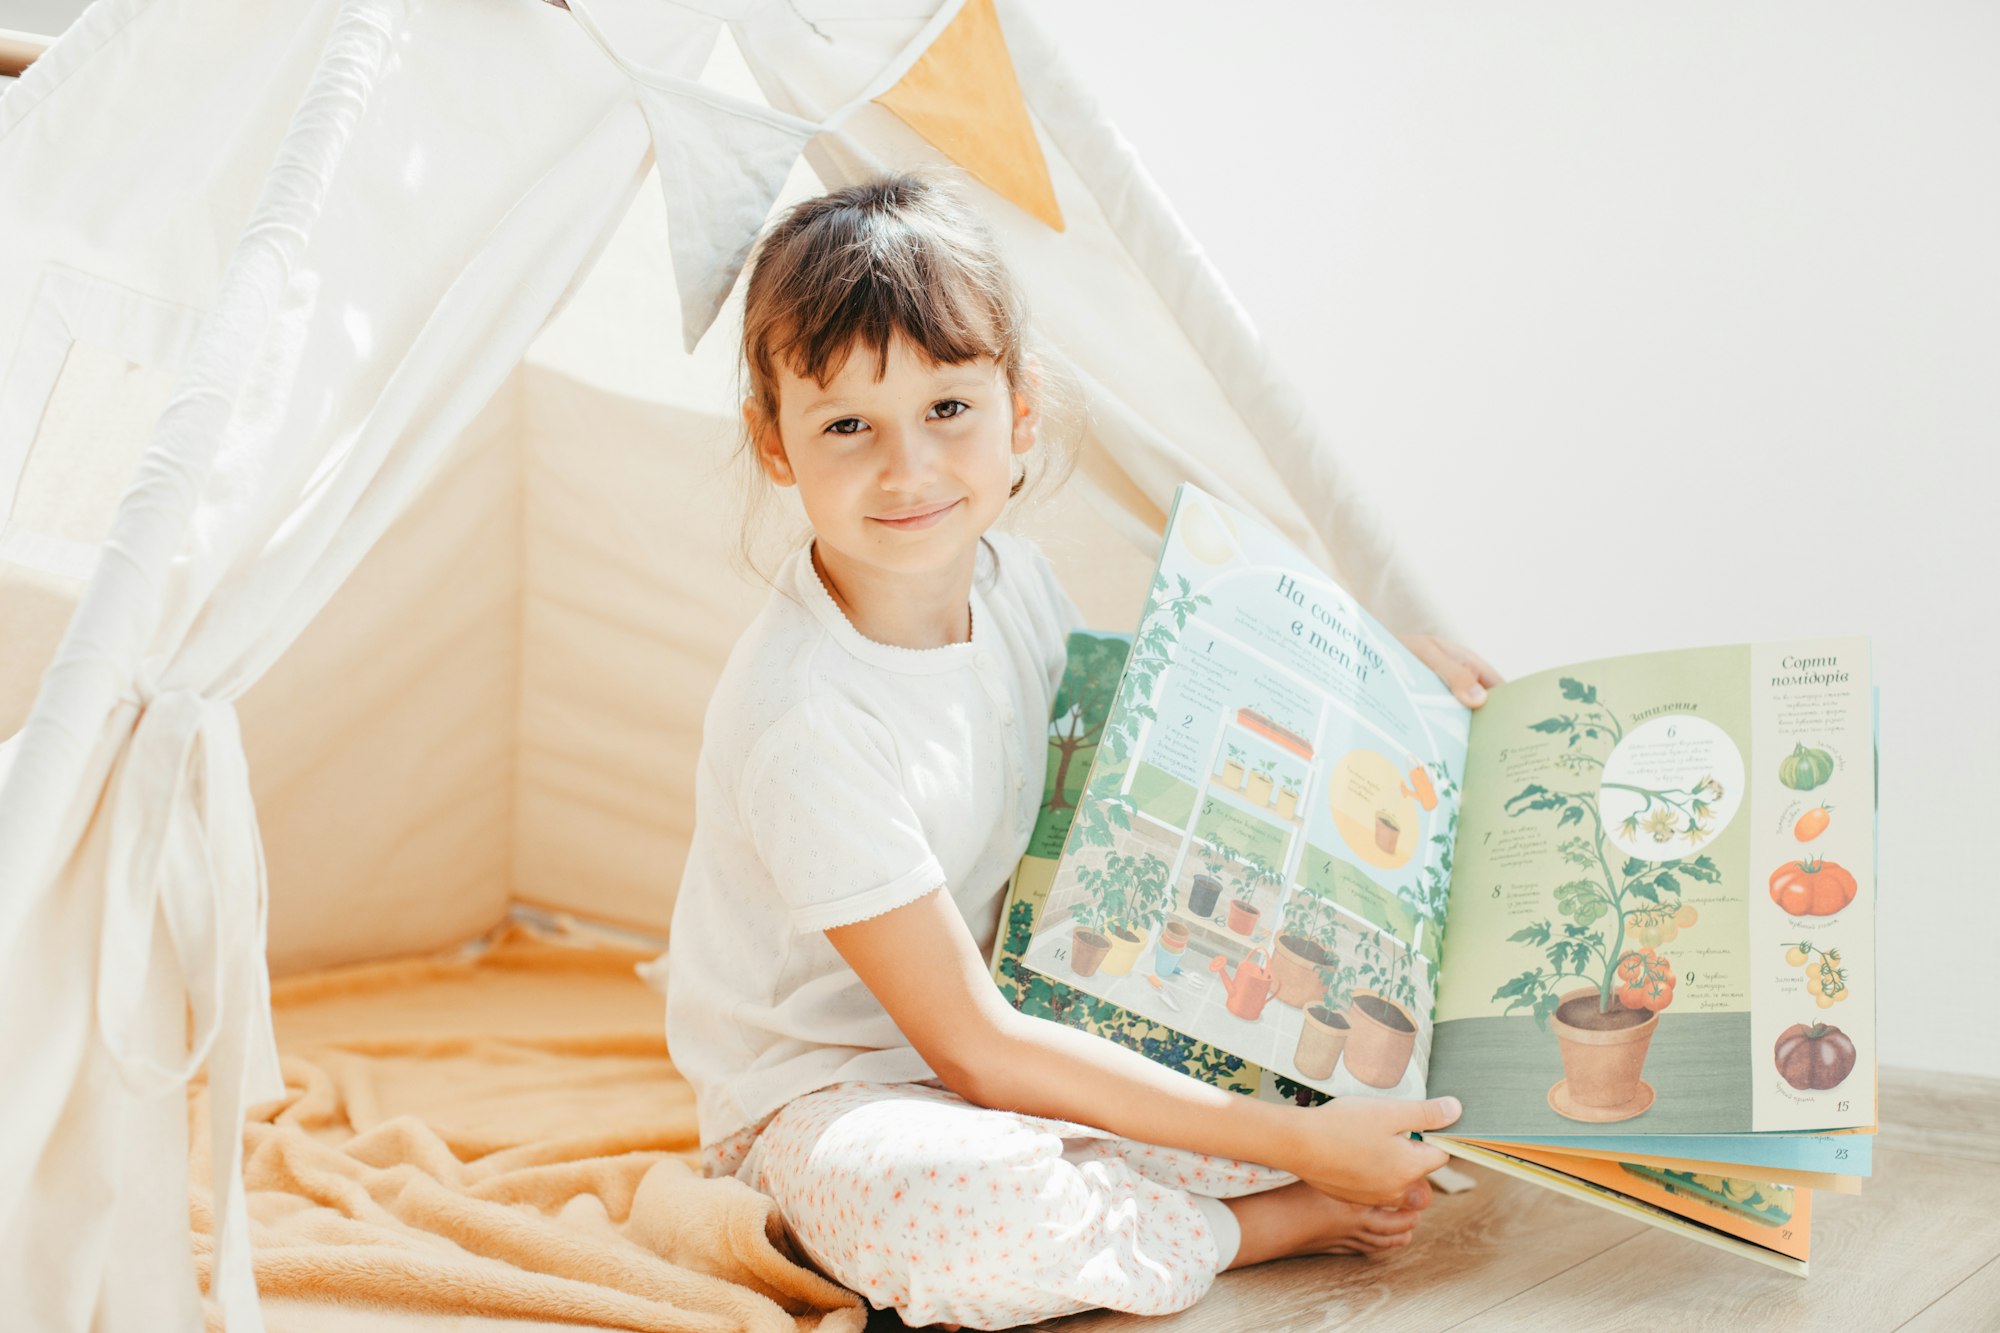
[991,482,1877,1274]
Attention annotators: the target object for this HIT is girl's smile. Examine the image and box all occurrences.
[872,498,964,529]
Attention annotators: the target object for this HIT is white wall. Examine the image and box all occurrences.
[1030,1,1999,1079]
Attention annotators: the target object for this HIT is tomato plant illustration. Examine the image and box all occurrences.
[1493,676,1719,1026]
[1614,947,1677,1012]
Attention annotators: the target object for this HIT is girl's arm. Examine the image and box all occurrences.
[825,887,1457,1208]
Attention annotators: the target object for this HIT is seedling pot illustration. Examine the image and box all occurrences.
[1275,785,1299,821]
[1100,925,1148,977]
[1211,949,1280,1020]
[1069,928,1112,977]
[1226,898,1262,935]
[1237,707,1312,756]
[1219,744,1247,791]
[1245,767,1275,806]
[1154,921,1191,976]
[1271,933,1334,1008]
[1549,986,1658,1120]
[1372,810,1401,854]
[1187,874,1223,918]
[1343,991,1418,1088]
[1293,1004,1351,1080]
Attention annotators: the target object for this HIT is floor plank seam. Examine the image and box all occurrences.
[1434,1230,1649,1330]
[1893,1253,2000,1329]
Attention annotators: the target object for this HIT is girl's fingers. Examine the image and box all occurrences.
[1436,637,1505,690]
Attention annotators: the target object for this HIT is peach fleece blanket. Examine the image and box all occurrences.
[186,925,864,1332]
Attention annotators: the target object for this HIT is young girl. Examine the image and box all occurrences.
[667,171,1496,1329]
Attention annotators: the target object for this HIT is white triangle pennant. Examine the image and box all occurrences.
[638,84,815,352]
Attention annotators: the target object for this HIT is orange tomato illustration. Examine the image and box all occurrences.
[1793,803,1832,843]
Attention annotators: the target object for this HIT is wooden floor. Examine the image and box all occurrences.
[867,1067,2000,1332]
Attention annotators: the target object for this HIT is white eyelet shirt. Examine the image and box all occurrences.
[665,528,1083,1147]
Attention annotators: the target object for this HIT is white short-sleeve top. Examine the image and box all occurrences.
[666,528,1084,1146]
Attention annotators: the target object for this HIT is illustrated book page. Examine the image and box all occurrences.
[1007,483,1471,1100]
[1428,642,1876,1137]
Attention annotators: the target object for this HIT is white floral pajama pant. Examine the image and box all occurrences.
[708,1080,1298,1329]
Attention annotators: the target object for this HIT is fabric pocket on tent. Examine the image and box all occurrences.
[0,263,204,734]
[0,262,202,575]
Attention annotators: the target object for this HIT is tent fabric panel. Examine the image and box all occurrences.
[0,2,641,1324]
[1,561,84,740]
[243,380,522,976]
[511,375,751,933]
[0,0,353,347]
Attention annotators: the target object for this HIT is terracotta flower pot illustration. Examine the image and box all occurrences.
[1100,925,1148,977]
[1226,898,1261,936]
[1154,921,1191,976]
[1550,986,1658,1116]
[1187,874,1223,918]
[1293,1004,1352,1080]
[1373,810,1401,855]
[1070,928,1112,977]
[1343,992,1418,1088]
[1270,933,1333,1008]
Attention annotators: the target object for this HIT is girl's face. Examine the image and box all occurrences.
[752,332,1036,590]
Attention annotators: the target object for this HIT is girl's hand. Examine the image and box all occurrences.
[1399,634,1504,707]
[1287,1095,1461,1207]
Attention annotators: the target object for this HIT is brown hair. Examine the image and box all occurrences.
[732,168,1076,581]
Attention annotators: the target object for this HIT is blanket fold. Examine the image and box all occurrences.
[187,926,865,1332]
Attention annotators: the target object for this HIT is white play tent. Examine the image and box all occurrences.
[0,0,1447,1325]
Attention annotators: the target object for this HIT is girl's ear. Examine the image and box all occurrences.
[745,399,795,487]
[1010,358,1042,456]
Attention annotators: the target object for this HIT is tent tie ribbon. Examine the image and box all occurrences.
[99,675,285,1328]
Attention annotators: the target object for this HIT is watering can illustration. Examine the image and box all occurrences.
[1210,949,1280,1020]
[1400,757,1439,812]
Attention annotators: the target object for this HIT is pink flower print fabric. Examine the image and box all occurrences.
[730,1080,1296,1328]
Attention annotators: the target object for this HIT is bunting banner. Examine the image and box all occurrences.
[873,0,1064,231]
[637,85,817,352]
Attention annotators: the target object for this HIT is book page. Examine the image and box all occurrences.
[1464,1141,1815,1265]
[1011,484,1470,1100]
[1429,640,1875,1136]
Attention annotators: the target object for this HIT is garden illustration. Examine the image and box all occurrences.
[1014,529,1465,1097]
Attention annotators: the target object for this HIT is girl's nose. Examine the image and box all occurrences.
[876,424,935,491]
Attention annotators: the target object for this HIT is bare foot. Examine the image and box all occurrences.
[1222,1179,1433,1270]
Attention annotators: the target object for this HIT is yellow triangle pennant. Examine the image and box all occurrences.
[874,0,1064,231]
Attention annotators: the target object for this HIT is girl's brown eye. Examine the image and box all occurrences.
[825,418,865,435]
[931,400,969,419]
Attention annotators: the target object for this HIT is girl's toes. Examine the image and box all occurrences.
[1369,1205,1422,1234]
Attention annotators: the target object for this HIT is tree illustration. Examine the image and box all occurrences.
[1072,571,1211,854]
[1044,634,1132,813]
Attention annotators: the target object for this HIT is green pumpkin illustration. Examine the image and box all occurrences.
[1778,742,1836,792]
